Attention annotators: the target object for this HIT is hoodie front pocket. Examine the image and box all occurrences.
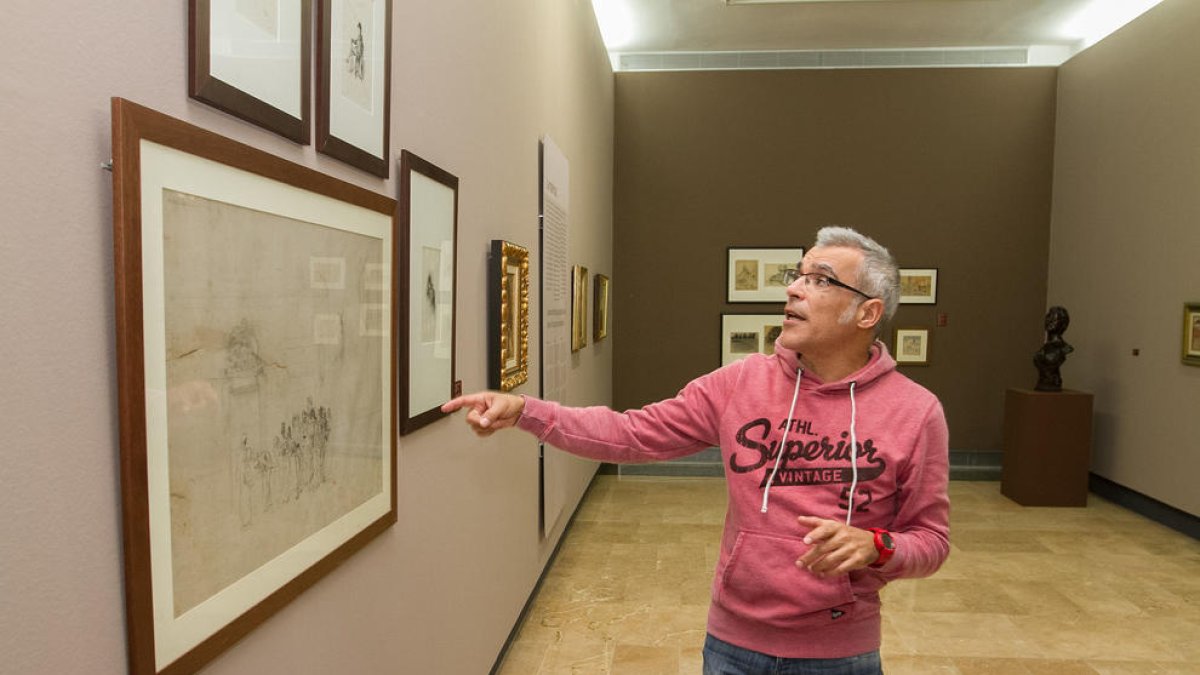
[715,530,855,628]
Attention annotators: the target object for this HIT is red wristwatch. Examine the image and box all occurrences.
[867,528,895,568]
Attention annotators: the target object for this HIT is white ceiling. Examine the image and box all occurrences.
[595,0,1164,64]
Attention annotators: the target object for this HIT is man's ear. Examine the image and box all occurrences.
[857,298,885,330]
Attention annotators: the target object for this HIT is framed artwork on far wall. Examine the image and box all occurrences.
[398,150,458,434]
[1183,302,1200,366]
[894,327,931,366]
[571,265,589,352]
[317,0,392,177]
[594,273,610,342]
[188,0,311,143]
[110,98,396,675]
[488,240,530,391]
[720,314,784,366]
[899,268,938,304]
[727,247,804,303]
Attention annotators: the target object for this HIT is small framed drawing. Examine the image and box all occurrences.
[189,0,311,143]
[594,273,610,342]
[894,327,931,365]
[317,0,392,177]
[721,314,784,366]
[398,150,458,434]
[488,240,530,391]
[1183,302,1200,366]
[727,247,804,303]
[899,268,938,304]
[110,98,396,675]
[571,265,589,352]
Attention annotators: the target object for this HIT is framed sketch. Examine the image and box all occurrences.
[571,265,589,352]
[398,150,458,434]
[894,327,931,365]
[488,240,530,391]
[317,0,391,177]
[899,268,938,304]
[189,0,311,143]
[1183,302,1200,366]
[594,273,610,342]
[721,314,784,366]
[110,98,396,675]
[727,247,804,303]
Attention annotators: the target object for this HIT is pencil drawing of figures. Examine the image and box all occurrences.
[735,259,758,291]
[340,0,374,111]
[422,246,440,343]
[764,263,790,287]
[161,188,384,617]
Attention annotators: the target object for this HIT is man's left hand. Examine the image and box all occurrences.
[794,516,879,577]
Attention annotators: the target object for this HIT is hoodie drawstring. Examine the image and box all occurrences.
[760,367,803,513]
[845,381,859,525]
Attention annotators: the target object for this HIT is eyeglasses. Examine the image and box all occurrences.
[782,268,875,300]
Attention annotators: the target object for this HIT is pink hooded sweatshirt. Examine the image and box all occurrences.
[516,340,950,658]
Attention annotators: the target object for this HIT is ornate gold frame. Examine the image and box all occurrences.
[490,240,530,390]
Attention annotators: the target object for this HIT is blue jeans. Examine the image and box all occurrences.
[702,634,882,675]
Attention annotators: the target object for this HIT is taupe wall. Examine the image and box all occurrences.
[0,1,612,673]
[1049,0,1198,515]
[613,68,1058,453]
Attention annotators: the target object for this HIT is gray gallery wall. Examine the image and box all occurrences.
[612,66,1059,456]
[1049,0,1199,516]
[0,1,613,673]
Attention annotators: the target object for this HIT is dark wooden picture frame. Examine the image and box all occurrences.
[899,268,939,305]
[111,98,397,675]
[398,150,459,434]
[188,0,312,144]
[720,313,784,366]
[894,327,931,365]
[316,0,392,176]
[488,240,530,391]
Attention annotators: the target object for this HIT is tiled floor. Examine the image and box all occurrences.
[496,476,1200,674]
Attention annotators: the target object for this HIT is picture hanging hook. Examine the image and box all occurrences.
[101,159,113,172]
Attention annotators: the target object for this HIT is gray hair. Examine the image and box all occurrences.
[814,226,900,330]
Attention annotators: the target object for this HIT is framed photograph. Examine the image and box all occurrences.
[594,273,610,342]
[894,327,931,365]
[110,98,396,675]
[398,150,458,434]
[488,240,530,391]
[899,268,938,305]
[727,247,804,303]
[1183,302,1200,366]
[189,0,312,143]
[317,0,391,177]
[720,314,784,366]
[571,265,589,352]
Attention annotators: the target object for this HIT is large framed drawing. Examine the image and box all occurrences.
[594,273,610,342]
[317,0,391,177]
[727,247,804,303]
[1184,302,1200,366]
[110,98,396,675]
[488,240,530,391]
[189,0,312,144]
[721,314,784,366]
[899,268,938,305]
[571,265,589,352]
[398,150,458,434]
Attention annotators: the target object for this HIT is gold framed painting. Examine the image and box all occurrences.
[894,327,931,365]
[571,265,588,352]
[594,273,610,342]
[110,98,396,675]
[489,240,530,390]
[1183,302,1200,366]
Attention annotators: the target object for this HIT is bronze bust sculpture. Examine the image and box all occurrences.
[1034,306,1073,392]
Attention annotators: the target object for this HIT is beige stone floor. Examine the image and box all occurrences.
[495,476,1200,675]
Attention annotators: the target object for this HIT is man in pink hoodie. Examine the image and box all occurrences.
[443,227,950,674]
